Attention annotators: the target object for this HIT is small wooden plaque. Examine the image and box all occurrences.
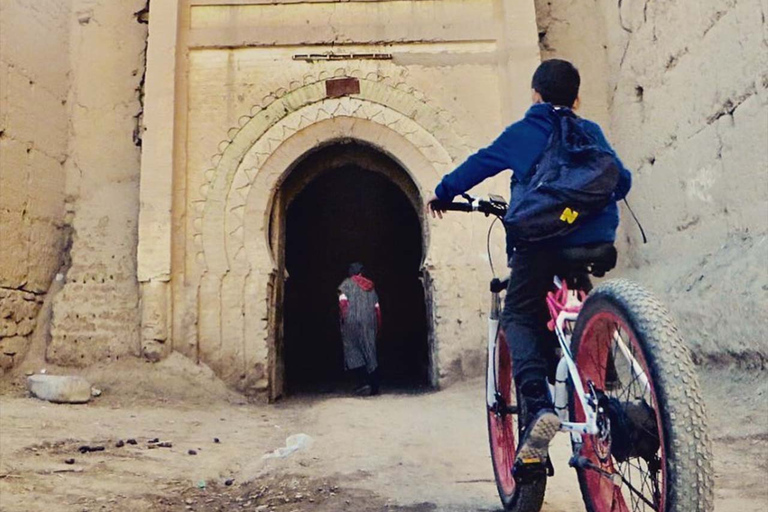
[325,77,360,98]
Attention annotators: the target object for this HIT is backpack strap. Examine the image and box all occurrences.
[622,197,648,244]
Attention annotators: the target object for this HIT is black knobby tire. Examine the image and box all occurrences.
[569,279,714,512]
[487,329,547,511]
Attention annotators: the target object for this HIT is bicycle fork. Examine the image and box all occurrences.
[486,290,502,409]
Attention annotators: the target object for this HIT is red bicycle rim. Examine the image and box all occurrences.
[573,311,667,512]
[488,330,517,500]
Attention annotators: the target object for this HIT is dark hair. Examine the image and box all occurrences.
[348,262,365,277]
[531,59,581,107]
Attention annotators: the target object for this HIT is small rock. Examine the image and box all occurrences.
[64,458,75,465]
[115,440,125,448]
[148,438,159,444]
[126,439,137,445]
[24,370,34,376]
[225,478,234,486]
[90,387,102,397]
[157,442,173,448]
[213,437,220,443]
[27,375,91,404]
[185,498,194,505]
[188,449,197,455]
[79,445,105,454]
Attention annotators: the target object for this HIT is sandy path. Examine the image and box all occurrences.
[0,365,765,511]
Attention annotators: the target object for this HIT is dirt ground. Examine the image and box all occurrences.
[0,354,766,512]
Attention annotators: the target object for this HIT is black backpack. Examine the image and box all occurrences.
[504,108,620,245]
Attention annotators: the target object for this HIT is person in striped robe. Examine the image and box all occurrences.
[338,262,381,396]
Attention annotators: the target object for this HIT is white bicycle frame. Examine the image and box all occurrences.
[486,275,651,442]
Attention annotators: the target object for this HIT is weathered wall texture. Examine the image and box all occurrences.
[47,0,148,366]
[536,0,768,364]
[0,0,71,371]
[137,0,541,394]
[4,0,764,390]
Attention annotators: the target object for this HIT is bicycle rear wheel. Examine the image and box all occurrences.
[569,279,713,512]
[487,328,546,511]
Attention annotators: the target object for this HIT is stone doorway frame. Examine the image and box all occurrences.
[267,139,435,399]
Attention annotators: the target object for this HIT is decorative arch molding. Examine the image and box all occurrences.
[195,77,471,278]
[187,85,475,393]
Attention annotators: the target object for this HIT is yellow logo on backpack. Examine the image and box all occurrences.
[560,207,579,224]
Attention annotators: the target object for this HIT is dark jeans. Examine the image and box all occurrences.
[501,247,585,391]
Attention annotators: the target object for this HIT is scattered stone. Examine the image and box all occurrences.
[126,439,137,445]
[27,375,92,404]
[157,442,172,448]
[225,478,234,486]
[115,440,125,448]
[24,370,34,376]
[64,458,75,465]
[90,387,102,397]
[78,445,105,454]
[188,449,197,455]
[213,437,220,443]
[148,438,159,444]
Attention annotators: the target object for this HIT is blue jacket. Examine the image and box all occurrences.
[435,103,632,251]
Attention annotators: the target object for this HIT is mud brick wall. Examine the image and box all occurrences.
[47,0,148,366]
[0,1,148,370]
[536,0,768,365]
[0,0,71,370]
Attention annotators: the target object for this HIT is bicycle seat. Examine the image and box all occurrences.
[558,243,617,278]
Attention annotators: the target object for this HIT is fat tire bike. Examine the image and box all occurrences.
[433,195,714,512]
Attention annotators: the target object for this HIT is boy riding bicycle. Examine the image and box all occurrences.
[427,59,632,477]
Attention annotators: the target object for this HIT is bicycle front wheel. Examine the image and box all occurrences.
[487,328,546,511]
[569,279,714,512]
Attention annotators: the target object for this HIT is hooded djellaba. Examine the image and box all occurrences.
[338,262,382,396]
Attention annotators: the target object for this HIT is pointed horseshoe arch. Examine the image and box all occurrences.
[189,84,474,397]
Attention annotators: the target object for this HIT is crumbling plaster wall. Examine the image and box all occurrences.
[536,0,768,364]
[47,0,148,366]
[0,0,72,371]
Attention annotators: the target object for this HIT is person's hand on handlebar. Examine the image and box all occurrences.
[425,194,445,219]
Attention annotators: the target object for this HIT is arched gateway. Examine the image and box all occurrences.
[193,95,460,399]
[136,1,540,399]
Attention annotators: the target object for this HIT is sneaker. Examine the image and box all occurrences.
[514,409,561,468]
[354,384,373,396]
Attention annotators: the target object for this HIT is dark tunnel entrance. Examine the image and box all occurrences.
[280,142,430,394]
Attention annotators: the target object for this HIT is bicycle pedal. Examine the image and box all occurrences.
[512,459,548,484]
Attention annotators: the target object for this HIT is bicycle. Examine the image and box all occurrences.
[431,194,713,512]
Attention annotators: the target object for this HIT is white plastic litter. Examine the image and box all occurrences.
[262,433,314,459]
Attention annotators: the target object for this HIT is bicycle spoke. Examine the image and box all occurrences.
[619,470,659,511]
[600,323,663,511]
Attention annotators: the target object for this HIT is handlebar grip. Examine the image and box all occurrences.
[429,200,473,212]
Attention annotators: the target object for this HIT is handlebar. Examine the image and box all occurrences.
[429,194,508,218]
